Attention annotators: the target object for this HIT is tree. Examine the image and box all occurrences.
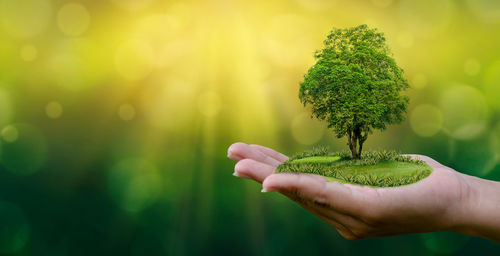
[299,24,409,159]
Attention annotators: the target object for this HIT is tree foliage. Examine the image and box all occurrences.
[299,24,409,159]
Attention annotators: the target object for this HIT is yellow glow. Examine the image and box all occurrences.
[411,73,428,89]
[397,32,414,48]
[295,0,336,11]
[133,14,190,68]
[371,0,395,8]
[198,91,221,118]
[20,44,37,62]
[143,78,196,131]
[114,39,154,81]
[398,0,454,37]
[291,113,324,145]
[1,125,18,142]
[118,104,136,121]
[45,101,63,119]
[410,104,443,137]
[263,14,315,68]
[464,59,480,76]
[227,18,278,142]
[110,0,154,11]
[0,0,51,38]
[440,85,489,140]
[57,3,90,37]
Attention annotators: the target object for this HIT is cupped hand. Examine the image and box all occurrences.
[227,142,475,240]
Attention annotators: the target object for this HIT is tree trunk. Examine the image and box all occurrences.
[348,130,361,159]
[358,139,363,159]
[358,130,368,159]
[348,126,366,159]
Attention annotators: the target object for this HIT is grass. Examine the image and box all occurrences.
[276,147,433,187]
[291,156,341,164]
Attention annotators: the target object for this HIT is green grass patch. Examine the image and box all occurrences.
[277,147,432,187]
[291,156,341,164]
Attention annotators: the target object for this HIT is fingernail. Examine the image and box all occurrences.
[261,188,268,192]
[228,151,243,161]
[233,172,251,179]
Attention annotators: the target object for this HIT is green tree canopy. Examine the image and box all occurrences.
[299,24,409,159]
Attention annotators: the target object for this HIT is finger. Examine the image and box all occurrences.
[234,159,276,183]
[262,173,368,215]
[404,154,446,169]
[249,144,289,163]
[228,142,282,167]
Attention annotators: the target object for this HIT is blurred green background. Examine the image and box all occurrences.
[0,0,500,255]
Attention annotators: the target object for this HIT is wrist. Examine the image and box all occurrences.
[447,173,500,241]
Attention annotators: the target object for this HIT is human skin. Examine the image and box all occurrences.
[227,142,500,242]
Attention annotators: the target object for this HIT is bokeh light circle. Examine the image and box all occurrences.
[118,104,136,121]
[0,88,13,127]
[463,59,480,76]
[20,44,37,62]
[198,91,221,118]
[0,201,30,254]
[57,3,90,37]
[291,113,324,145]
[108,158,162,213]
[45,101,63,119]
[0,123,48,176]
[114,39,154,81]
[0,0,51,38]
[398,0,454,37]
[410,104,443,137]
[483,60,500,109]
[440,85,489,140]
[48,53,86,91]
[1,125,18,142]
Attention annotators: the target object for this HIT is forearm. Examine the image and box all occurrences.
[452,174,500,242]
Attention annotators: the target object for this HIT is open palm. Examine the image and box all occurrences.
[228,142,474,240]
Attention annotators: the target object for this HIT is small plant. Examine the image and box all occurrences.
[299,24,409,159]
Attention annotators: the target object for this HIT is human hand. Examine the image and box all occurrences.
[227,142,500,241]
